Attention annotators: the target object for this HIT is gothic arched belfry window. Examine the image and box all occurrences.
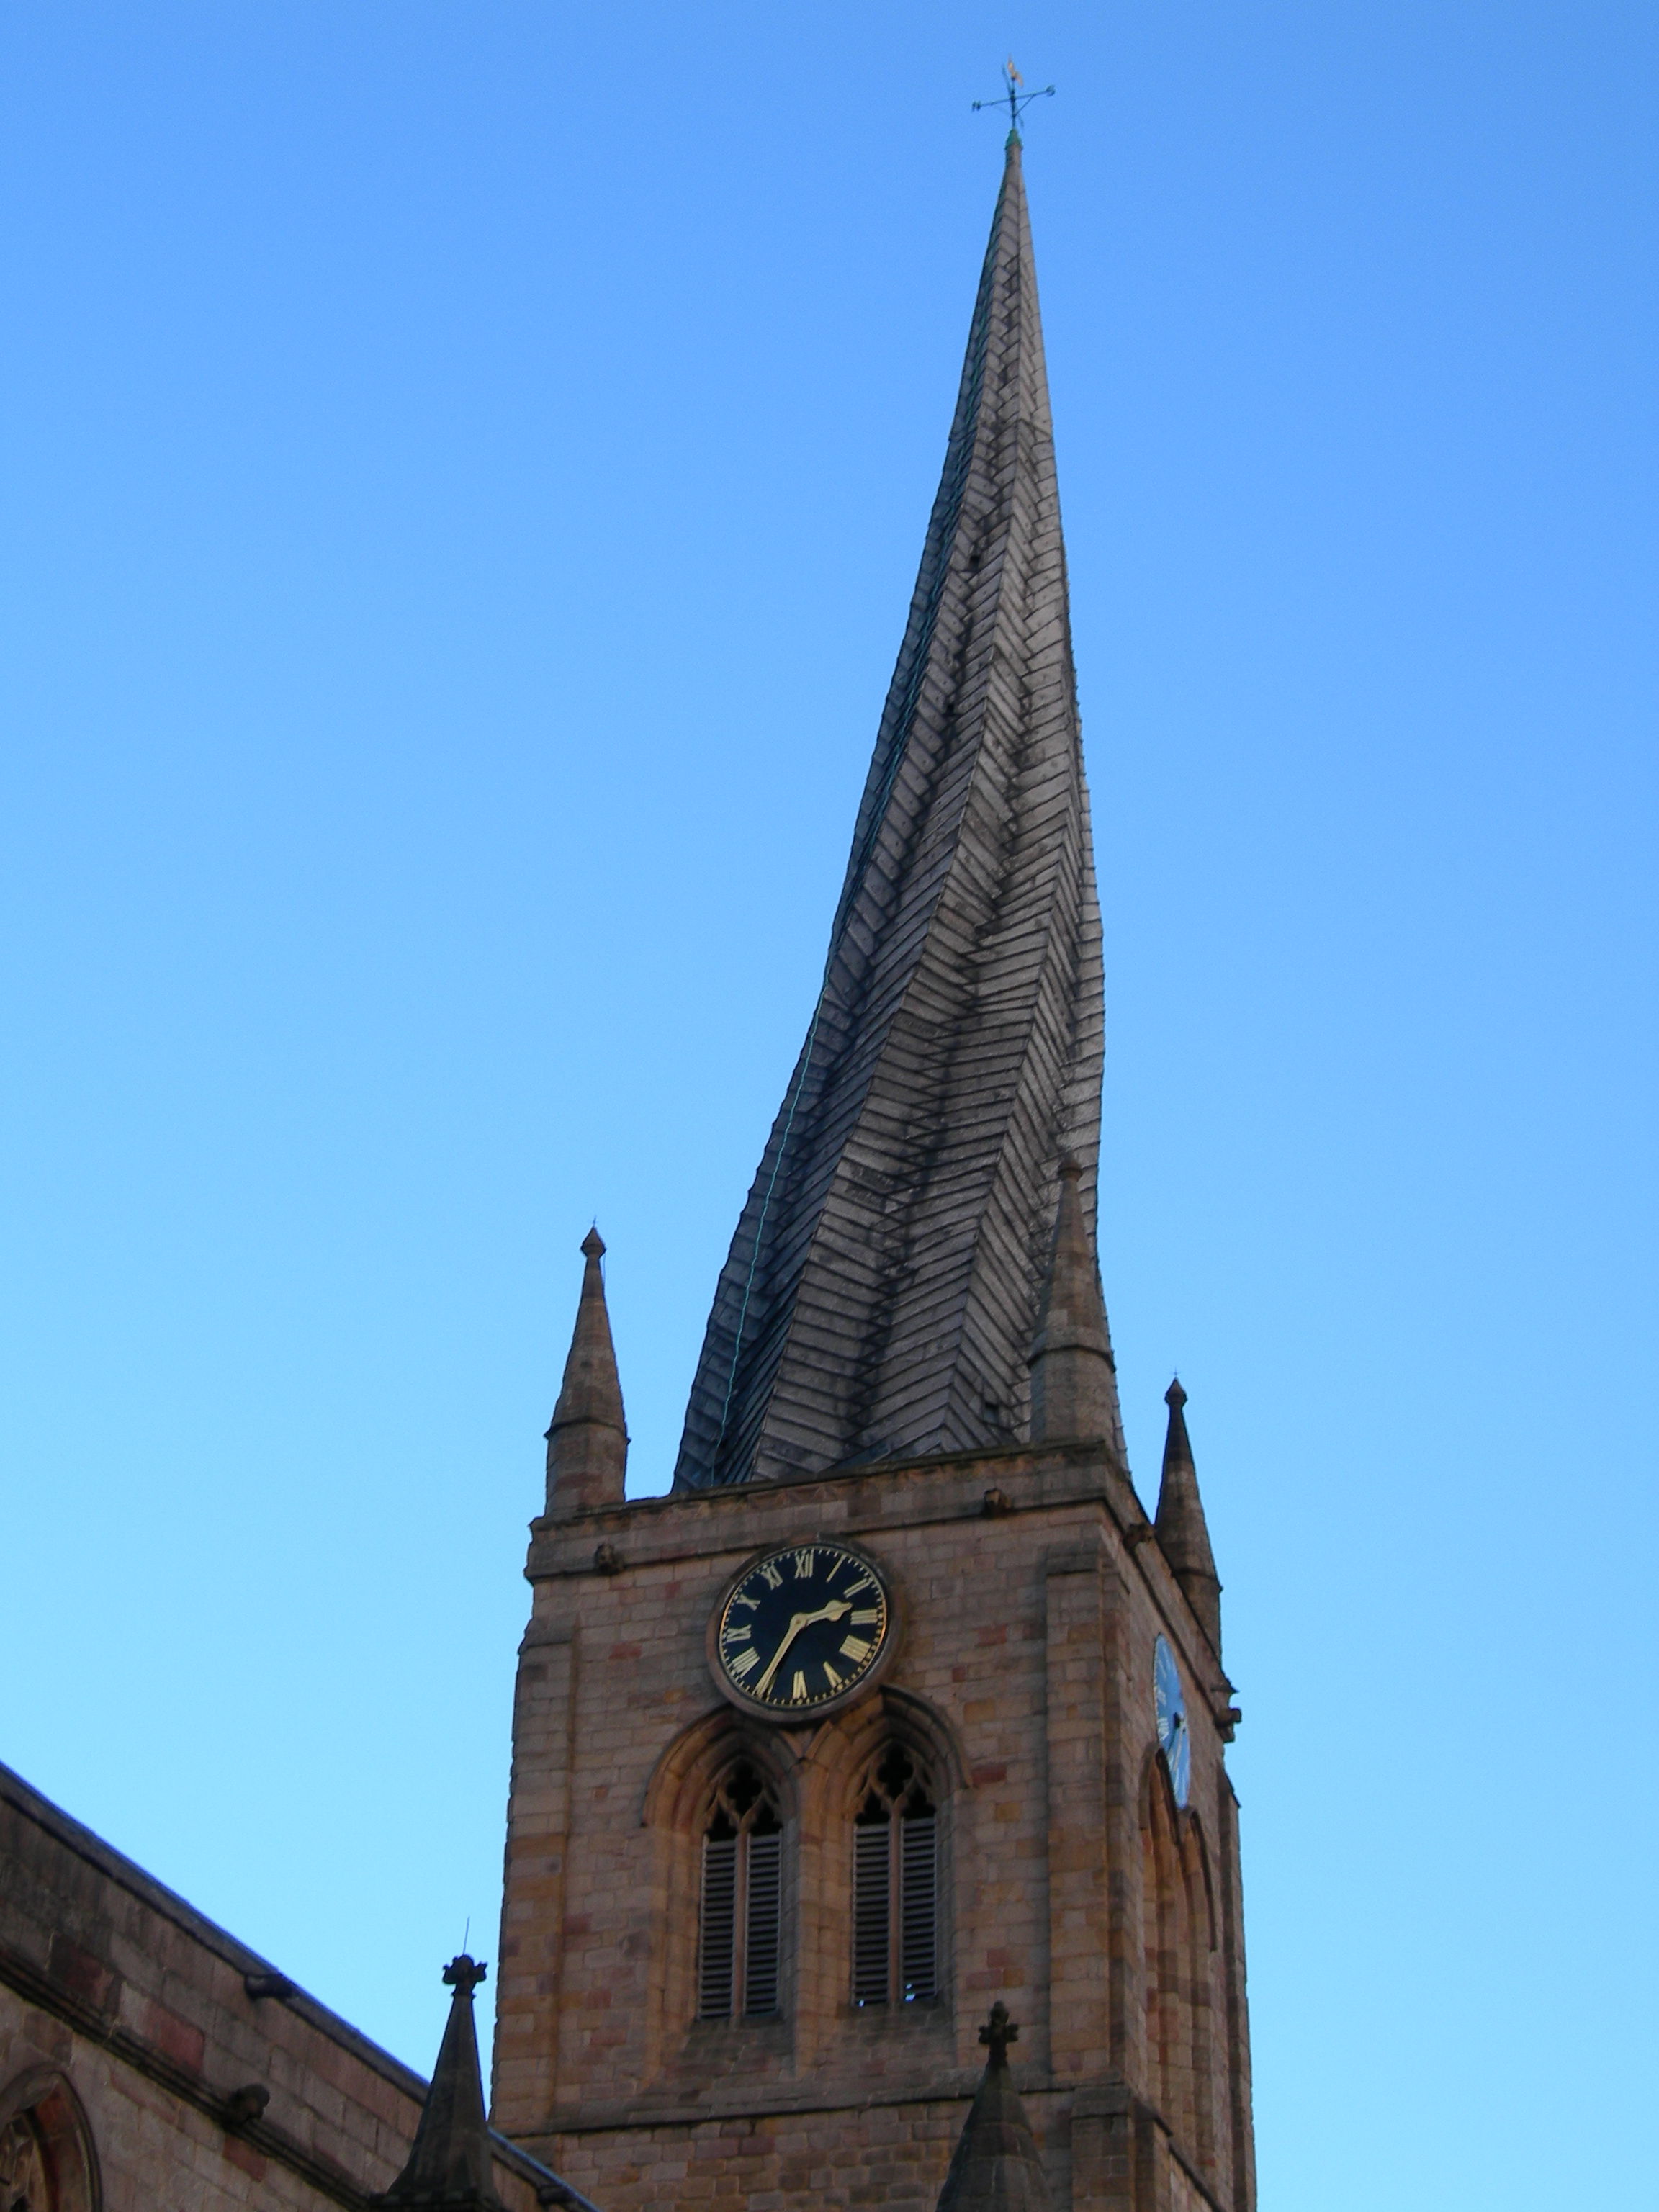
[0,2074,99,2212]
[0,2108,50,2212]
[698,1761,783,2020]
[853,1745,938,2005]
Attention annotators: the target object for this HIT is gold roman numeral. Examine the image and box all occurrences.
[822,1661,842,1689]
[791,1548,817,1578]
[850,1608,880,1625]
[839,1635,871,1663]
[790,1671,808,1702]
[729,1647,759,1677]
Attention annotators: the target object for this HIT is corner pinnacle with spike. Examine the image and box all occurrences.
[1028,1158,1120,1449]
[935,1998,1051,2212]
[544,1228,629,1518]
[374,1955,505,2211]
[1154,1376,1223,1655]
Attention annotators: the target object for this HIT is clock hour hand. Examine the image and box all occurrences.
[752,1599,853,1698]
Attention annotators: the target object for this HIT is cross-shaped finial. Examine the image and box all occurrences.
[972,58,1055,146]
[979,2000,1019,2064]
[443,1954,488,1995]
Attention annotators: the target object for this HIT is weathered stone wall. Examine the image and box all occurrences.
[493,1441,1254,2212]
[0,1763,554,2212]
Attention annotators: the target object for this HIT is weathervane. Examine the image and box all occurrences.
[972,58,1055,144]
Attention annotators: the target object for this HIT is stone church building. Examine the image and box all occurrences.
[0,136,1254,2212]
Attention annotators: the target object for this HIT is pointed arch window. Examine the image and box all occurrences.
[0,2072,100,2212]
[0,2108,50,2212]
[698,1761,783,2020]
[852,1745,938,2005]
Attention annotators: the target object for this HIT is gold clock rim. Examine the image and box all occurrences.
[704,1537,903,1725]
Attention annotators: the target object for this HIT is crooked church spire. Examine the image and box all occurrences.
[674,141,1119,1490]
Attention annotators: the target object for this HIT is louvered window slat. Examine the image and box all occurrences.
[853,1820,891,2005]
[899,1812,938,2001]
[743,1831,782,2016]
[698,1835,737,2019]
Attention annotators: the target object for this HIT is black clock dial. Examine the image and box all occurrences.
[714,1543,891,1713]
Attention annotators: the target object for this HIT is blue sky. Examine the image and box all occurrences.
[1,6,1654,2206]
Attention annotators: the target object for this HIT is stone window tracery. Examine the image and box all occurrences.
[698,1759,783,2020]
[0,2111,51,2212]
[852,1745,938,2005]
[0,2076,98,2212]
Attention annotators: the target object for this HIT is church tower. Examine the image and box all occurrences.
[493,139,1254,2212]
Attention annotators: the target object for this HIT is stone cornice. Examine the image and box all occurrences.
[0,1928,371,2209]
[523,1446,1236,1712]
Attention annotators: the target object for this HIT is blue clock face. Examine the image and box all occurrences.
[1154,1636,1191,1808]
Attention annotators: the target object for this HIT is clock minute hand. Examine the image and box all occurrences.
[753,1599,853,1699]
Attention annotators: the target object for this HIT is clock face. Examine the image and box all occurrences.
[711,1542,892,1717]
[1154,1635,1191,1808]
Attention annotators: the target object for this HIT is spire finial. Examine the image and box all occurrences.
[972,58,1055,146]
[1166,1375,1187,1411]
[979,2000,1018,2067]
[935,1996,1051,2212]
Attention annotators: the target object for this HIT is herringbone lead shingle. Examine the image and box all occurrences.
[673,139,1123,1491]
